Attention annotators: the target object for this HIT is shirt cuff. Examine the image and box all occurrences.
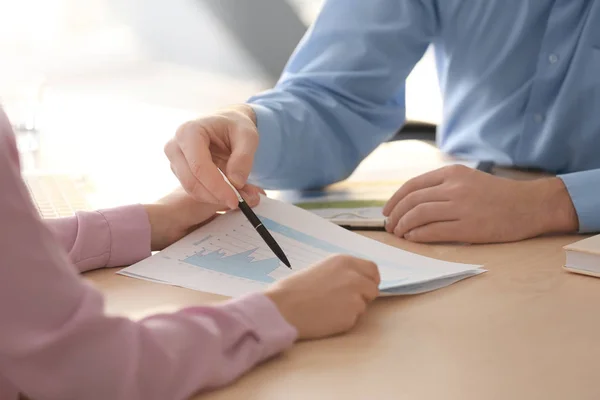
[97,204,151,267]
[247,103,283,183]
[220,292,297,357]
[558,169,600,233]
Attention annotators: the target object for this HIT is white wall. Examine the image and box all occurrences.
[0,0,441,124]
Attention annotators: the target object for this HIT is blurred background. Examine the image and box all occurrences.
[0,0,441,205]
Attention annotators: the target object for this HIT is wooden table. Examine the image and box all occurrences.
[88,232,600,400]
[80,141,600,400]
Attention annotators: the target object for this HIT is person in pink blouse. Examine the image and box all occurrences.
[0,107,380,400]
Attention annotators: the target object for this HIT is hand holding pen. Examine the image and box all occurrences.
[218,169,292,269]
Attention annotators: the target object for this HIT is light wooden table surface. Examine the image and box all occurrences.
[78,140,600,400]
[88,232,600,400]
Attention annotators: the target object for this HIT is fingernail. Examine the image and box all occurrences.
[384,218,392,233]
[227,199,238,210]
[404,231,413,239]
[230,173,245,187]
[242,193,257,206]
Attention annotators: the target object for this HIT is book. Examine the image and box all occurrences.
[296,200,387,229]
[563,235,600,277]
[270,185,390,229]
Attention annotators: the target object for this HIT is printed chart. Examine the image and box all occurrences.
[120,197,483,297]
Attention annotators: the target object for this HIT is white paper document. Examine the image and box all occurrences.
[308,206,386,228]
[120,197,485,297]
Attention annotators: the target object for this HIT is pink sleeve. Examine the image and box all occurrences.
[0,114,297,400]
[45,205,151,273]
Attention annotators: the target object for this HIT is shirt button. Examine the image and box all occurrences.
[549,53,559,64]
[534,113,545,123]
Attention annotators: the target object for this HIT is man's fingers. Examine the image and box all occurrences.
[242,184,264,196]
[165,142,220,204]
[392,201,458,237]
[239,189,259,207]
[175,124,238,209]
[385,185,445,233]
[404,221,464,243]
[239,184,265,207]
[225,128,259,188]
[383,168,446,216]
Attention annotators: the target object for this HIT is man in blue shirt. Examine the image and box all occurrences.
[165,0,600,243]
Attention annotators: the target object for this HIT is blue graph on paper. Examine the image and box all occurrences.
[182,216,407,286]
[183,248,278,283]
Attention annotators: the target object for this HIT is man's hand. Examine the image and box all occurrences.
[143,187,261,251]
[265,254,380,340]
[164,105,260,210]
[382,165,579,243]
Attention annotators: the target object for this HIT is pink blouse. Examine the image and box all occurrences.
[0,108,296,400]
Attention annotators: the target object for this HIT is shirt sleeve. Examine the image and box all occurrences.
[0,120,297,400]
[247,0,438,189]
[558,169,600,233]
[45,205,151,273]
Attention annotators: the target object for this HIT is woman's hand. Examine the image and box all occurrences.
[143,186,262,251]
[265,254,380,340]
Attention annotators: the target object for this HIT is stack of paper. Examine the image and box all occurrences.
[120,197,485,297]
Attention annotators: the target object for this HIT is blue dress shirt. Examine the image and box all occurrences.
[247,0,600,232]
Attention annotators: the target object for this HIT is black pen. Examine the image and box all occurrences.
[218,170,292,269]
